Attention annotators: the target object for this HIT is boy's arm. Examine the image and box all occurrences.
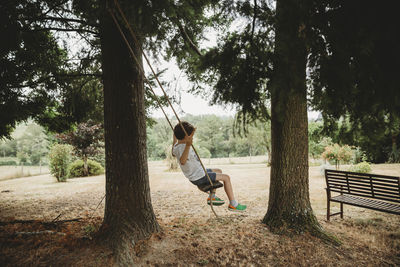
[179,129,196,165]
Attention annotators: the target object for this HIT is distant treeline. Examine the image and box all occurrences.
[147,114,271,161]
[1,114,398,165]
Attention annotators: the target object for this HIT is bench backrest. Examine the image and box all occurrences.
[325,169,400,204]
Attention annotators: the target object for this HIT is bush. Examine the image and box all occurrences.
[89,148,105,167]
[348,162,372,173]
[321,144,353,170]
[68,159,104,178]
[0,160,17,166]
[30,152,41,165]
[49,144,72,182]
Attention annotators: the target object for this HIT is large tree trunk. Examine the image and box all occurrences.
[262,0,321,233]
[98,0,160,264]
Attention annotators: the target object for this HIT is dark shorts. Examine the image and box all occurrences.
[191,169,217,186]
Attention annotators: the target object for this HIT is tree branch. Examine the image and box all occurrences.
[57,73,102,78]
[251,0,258,40]
[175,19,202,57]
[26,27,98,35]
[32,16,98,28]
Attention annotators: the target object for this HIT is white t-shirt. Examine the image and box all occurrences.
[172,143,205,182]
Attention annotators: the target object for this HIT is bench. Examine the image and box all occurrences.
[325,169,400,220]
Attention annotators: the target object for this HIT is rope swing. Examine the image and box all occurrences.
[107,0,220,217]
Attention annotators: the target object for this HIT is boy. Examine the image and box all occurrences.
[172,121,247,211]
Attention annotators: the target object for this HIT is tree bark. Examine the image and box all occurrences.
[262,0,322,234]
[98,1,160,264]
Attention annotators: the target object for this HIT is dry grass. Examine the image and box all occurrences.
[0,161,399,266]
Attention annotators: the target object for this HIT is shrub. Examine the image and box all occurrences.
[0,160,17,166]
[68,159,104,178]
[30,152,41,165]
[49,144,72,182]
[321,144,353,170]
[352,147,367,164]
[89,147,105,167]
[348,162,372,173]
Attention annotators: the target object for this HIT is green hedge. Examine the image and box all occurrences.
[0,160,17,166]
[68,159,104,178]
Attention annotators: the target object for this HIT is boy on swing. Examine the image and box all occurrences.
[172,121,247,211]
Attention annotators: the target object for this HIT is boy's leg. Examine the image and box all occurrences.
[215,173,234,201]
[211,168,222,174]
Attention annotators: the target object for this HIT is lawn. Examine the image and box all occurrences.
[0,160,399,266]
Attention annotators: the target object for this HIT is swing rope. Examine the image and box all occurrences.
[107,0,219,217]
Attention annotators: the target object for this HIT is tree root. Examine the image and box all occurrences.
[262,212,341,246]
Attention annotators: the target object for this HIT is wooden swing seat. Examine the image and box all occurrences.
[197,181,223,193]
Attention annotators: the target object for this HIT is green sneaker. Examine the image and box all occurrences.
[207,196,225,206]
[228,203,247,212]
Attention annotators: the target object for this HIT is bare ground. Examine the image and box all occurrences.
[0,161,399,266]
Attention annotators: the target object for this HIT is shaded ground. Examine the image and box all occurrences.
[0,161,399,266]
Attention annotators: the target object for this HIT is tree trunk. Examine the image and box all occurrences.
[98,1,160,264]
[83,156,89,176]
[262,0,322,234]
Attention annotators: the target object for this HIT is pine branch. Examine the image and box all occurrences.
[26,27,98,35]
[251,0,258,40]
[33,16,99,28]
[56,73,102,78]
[175,19,202,57]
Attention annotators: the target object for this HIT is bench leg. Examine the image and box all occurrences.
[340,202,343,219]
[327,199,330,221]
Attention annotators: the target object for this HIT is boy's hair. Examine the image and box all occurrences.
[174,121,195,140]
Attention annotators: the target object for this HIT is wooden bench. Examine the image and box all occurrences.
[325,169,400,220]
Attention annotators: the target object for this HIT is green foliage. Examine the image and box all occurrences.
[348,162,371,174]
[321,144,353,170]
[0,160,17,166]
[322,115,400,163]
[58,121,103,159]
[1,0,223,138]
[310,2,400,125]
[308,120,333,159]
[0,122,50,166]
[196,146,211,159]
[48,144,72,182]
[89,147,105,167]
[58,121,104,176]
[352,147,367,164]
[16,151,28,164]
[388,147,400,163]
[68,159,104,178]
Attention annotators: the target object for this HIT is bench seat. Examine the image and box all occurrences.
[331,194,400,215]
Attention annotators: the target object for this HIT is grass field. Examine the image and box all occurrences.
[0,160,399,266]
